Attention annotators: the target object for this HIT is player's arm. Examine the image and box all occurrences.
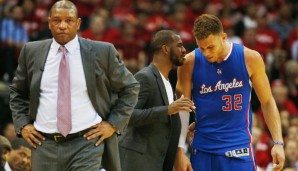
[174,51,195,171]
[245,47,285,171]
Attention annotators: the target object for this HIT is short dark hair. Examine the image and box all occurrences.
[49,0,78,17]
[193,14,223,40]
[151,30,177,53]
[0,135,12,151]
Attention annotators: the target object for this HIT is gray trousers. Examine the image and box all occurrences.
[31,136,104,171]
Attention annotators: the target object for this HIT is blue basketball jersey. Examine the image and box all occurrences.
[191,43,254,159]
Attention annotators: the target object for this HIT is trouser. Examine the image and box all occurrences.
[31,135,104,171]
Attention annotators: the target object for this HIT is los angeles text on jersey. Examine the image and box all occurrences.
[199,78,244,94]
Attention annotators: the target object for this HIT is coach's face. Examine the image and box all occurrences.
[48,8,81,45]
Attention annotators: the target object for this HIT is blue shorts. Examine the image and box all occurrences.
[190,149,257,171]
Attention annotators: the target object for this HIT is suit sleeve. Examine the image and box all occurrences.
[9,44,31,134]
[127,72,168,127]
[105,44,140,133]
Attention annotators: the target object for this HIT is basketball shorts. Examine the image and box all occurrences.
[190,148,257,171]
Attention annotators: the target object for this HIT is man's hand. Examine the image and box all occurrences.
[21,124,45,148]
[271,144,285,171]
[168,95,195,115]
[187,122,195,144]
[174,148,193,171]
[84,121,117,146]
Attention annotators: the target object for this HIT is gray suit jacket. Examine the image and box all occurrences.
[9,37,139,171]
[119,64,181,171]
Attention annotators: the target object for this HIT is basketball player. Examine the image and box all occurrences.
[175,14,285,171]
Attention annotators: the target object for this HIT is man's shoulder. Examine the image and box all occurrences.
[135,66,152,77]
[25,39,52,48]
[79,37,113,48]
[134,66,156,81]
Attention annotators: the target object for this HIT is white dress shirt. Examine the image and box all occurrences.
[34,35,102,133]
[4,162,11,171]
[160,72,173,104]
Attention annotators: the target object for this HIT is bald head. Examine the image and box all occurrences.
[49,0,78,17]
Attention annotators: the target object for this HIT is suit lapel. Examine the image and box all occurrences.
[31,39,52,116]
[149,63,169,105]
[78,38,101,116]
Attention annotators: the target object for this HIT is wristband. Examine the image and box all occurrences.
[273,141,284,146]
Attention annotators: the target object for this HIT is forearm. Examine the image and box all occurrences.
[261,98,283,142]
[128,106,169,127]
[107,82,139,132]
[106,54,140,131]
[9,44,32,133]
[9,87,31,133]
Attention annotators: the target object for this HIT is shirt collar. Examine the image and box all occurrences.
[4,162,12,171]
[51,35,79,55]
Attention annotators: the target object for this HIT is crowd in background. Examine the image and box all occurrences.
[0,0,298,170]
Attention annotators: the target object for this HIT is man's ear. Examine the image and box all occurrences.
[221,33,227,41]
[161,45,169,55]
[2,148,11,160]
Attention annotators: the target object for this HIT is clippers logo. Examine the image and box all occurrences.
[217,69,222,75]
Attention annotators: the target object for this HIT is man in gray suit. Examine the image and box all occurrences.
[119,30,195,171]
[9,1,139,171]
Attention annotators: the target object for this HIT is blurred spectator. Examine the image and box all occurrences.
[145,0,171,33]
[272,79,298,115]
[5,143,30,171]
[283,140,298,170]
[253,117,272,169]
[256,79,298,168]
[259,0,281,23]
[34,0,53,21]
[291,39,298,61]
[242,28,258,52]
[80,14,120,43]
[280,111,290,137]
[286,126,298,142]
[285,60,298,107]
[10,138,31,170]
[287,27,298,58]
[0,135,11,171]
[0,4,29,80]
[33,0,54,40]
[74,0,102,31]
[134,11,152,58]
[94,7,120,29]
[111,0,134,28]
[269,3,296,48]
[114,21,146,74]
[185,0,205,26]
[234,3,258,38]
[0,122,17,142]
[20,0,42,41]
[0,135,31,171]
[289,115,298,127]
[0,0,7,20]
[266,49,287,81]
[255,14,281,62]
[282,168,296,171]
[204,2,220,17]
[222,18,242,44]
[169,3,195,50]
[252,126,267,171]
